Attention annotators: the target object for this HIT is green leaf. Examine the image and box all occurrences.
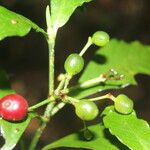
[103,106,150,150]
[42,124,128,150]
[70,39,150,99]
[0,89,15,98]
[0,6,46,41]
[51,0,91,30]
[0,113,35,150]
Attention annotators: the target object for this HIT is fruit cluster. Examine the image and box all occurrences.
[0,31,134,123]
[63,31,133,121]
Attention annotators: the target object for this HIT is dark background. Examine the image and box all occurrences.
[0,0,150,149]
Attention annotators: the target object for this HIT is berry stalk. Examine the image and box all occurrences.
[79,37,92,56]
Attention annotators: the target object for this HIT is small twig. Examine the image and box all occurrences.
[63,74,72,90]
[89,93,116,101]
[70,75,106,91]
[28,98,52,111]
[79,37,93,56]
[55,78,66,95]
[28,101,55,150]
[51,102,66,116]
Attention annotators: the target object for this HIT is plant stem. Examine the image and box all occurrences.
[28,101,55,150]
[55,78,66,95]
[52,75,73,117]
[28,122,46,150]
[89,93,116,101]
[28,98,52,111]
[79,37,92,56]
[63,74,72,90]
[29,32,56,150]
[83,120,87,130]
[70,75,106,91]
[64,96,79,104]
[48,39,55,95]
[29,5,57,150]
[28,33,56,150]
[51,102,66,116]
[46,5,57,96]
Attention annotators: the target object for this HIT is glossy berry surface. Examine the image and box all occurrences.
[64,53,84,75]
[114,94,133,114]
[92,31,109,46]
[75,100,99,121]
[0,94,28,121]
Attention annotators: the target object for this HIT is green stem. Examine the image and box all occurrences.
[63,74,72,90]
[52,74,72,117]
[64,96,79,104]
[43,101,56,120]
[48,39,55,95]
[28,98,52,111]
[89,93,116,101]
[51,102,66,116]
[55,78,66,95]
[70,75,106,91]
[46,5,57,96]
[79,37,92,56]
[28,122,46,150]
[29,6,57,150]
[83,120,87,130]
[28,102,55,150]
[50,96,78,116]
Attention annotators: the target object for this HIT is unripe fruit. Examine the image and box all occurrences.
[92,31,110,46]
[0,94,28,121]
[114,94,133,114]
[75,100,99,121]
[64,53,84,75]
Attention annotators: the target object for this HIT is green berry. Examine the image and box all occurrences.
[114,94,134,114]
[92,31,110,46]
[75,100,99,121]
[64,53,84,75]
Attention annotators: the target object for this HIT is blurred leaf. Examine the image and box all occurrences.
[0,70,10,88]
[51,0,91,30]
[42,123,128,150]
[0,69,15,98]
[103,106,150,150]
[0,6,46,41]
[0,89,15,99]
[0,113,35,150]
[70,39,150,99]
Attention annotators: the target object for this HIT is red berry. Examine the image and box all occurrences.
[0,94,28,121]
